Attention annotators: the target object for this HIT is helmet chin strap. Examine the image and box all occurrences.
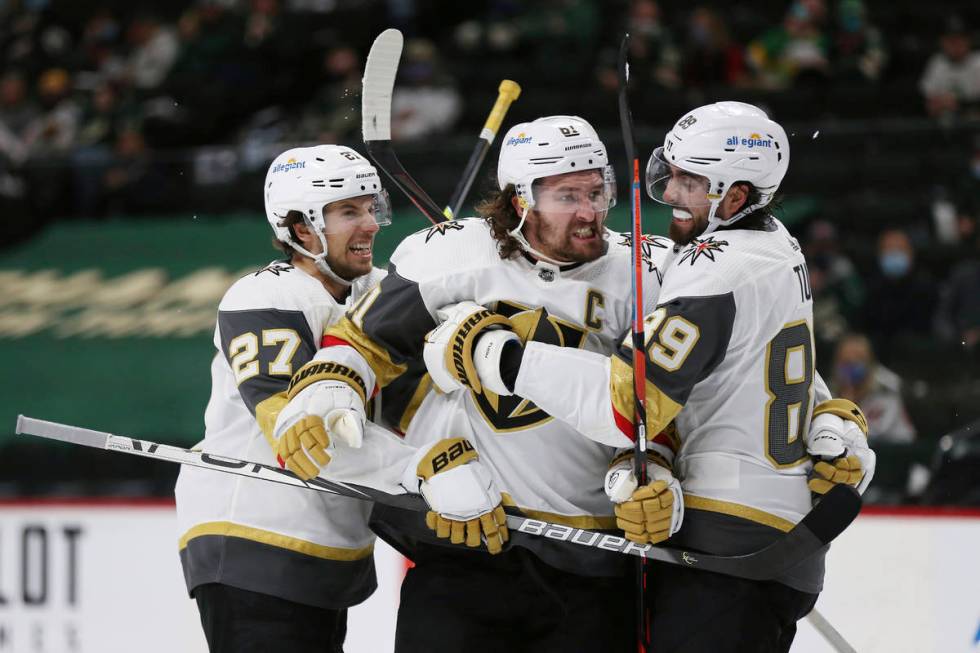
[289,229,355,288]
[507,205,576,266]
[701,197,766,237]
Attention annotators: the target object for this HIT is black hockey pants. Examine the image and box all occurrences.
[193,582,347,652]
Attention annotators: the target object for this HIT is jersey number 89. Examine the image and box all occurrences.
[764,321,813,467]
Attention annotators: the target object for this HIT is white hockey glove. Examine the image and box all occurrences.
[273,360,368,480]
[401,437,509,554]
[423,301,520,395]
[806,399,875,495]
[607,451,684,545]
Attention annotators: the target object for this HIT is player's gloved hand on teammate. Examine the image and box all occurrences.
[402,437,510,554]
[805,399,875,495]
[273,360,368,480]
[605,451,684,545]
[423,301,521,396]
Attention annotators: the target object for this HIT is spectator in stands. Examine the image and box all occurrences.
[391,38,462,142]
[72,82,129,216]
[20,68,79,158]
[0,70,36,166]
[937,226,980,351]
[832,0,887,82]
[920,16,980,120]
[518,0,601,79]
[681,6,748,88]
[124,14,179,91]
[78,9,126,83]
[101,123,170,215]
[805,219,864,366]
[831,333,916,443]
[597,0,680,92]
[291,45,361,144]
[860,228,938,362]
[748,0,831,88]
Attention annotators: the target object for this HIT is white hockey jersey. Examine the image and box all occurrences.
[320,218,669,576]
[174,260,386,609]
[515,215,831,592]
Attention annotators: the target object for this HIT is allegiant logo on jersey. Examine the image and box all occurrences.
[506,132,533,146]
[272,158,307,173]
[726,133,772,148]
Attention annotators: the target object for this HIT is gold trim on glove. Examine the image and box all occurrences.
[416,437,478,480]
[287,360,368,405]
[443,309,513,395]
[813,398,868,436]
[254,391,288,447]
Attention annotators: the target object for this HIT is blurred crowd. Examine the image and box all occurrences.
[0,0,978,490]
[0,1,976,196]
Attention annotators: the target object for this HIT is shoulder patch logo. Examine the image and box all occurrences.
[255,262,294,276]
[618,233,669,280]
[678,237,729,265]
[424,220,465,242]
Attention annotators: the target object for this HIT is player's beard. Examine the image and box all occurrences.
[668,208,709,246]
[325,235,375,280]
[527,213,607,263]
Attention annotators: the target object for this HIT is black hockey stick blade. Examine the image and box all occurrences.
[649,483,862,580]
[364,140,446,224]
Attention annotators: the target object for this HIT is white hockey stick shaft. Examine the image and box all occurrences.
[807,608,858,653]
[16,415,860,579]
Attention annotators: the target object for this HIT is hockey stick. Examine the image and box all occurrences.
[362,28,446,225]
[806,608,858,653]
[443,80,521,220]
[16,415,861,580]
[617,33,651,651]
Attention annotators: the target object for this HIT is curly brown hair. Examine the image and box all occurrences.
[475,184,524,260]
[271,210,305,256]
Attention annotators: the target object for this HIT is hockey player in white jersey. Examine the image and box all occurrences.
[174,145,394,652]
[436,102,876,653]
[270,115,672,651]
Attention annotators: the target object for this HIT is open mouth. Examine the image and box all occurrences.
[571,226,598,241]
[672,209,694,222]
[348,242,372,258]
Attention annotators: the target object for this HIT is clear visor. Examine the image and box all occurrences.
[321,190,392,234]
[645,147,711,210]
[530,165,617,217]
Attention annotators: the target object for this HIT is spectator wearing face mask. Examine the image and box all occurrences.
[860,227,937,362]
[831,333,916,443]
